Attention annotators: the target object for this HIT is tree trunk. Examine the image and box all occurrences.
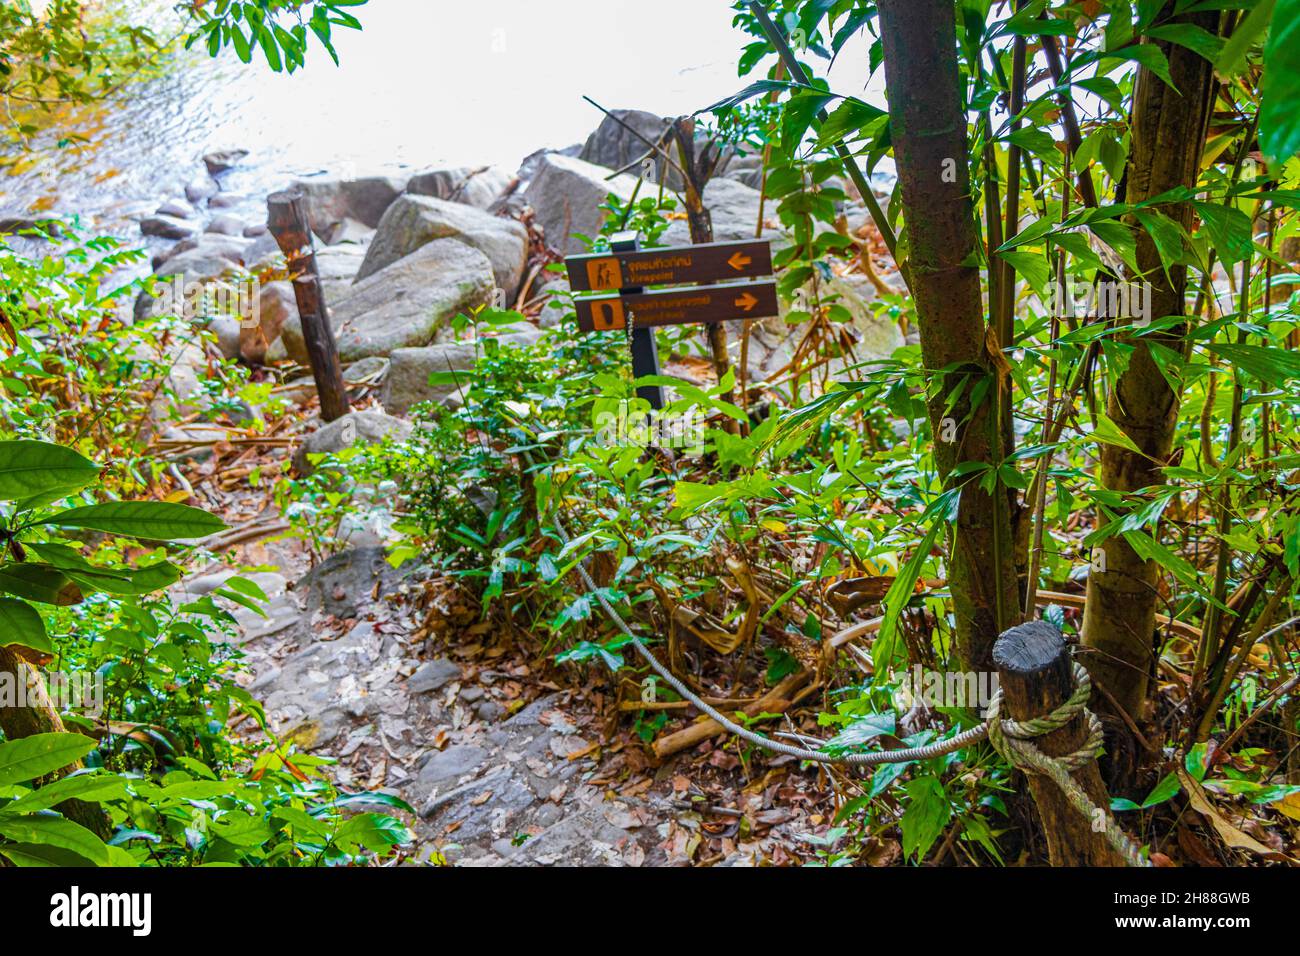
[0,646,111,839]
[877,0,1020,671]
[1081,5,1220,748]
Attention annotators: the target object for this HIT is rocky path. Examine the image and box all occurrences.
[180,541,680,866]
[134,106,895,867]
[177,529,843,867]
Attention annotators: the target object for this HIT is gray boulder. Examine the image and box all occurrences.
[662,178,779,245]
[292,409,413,475]
[205,214,246,236]
[141,214,198,240]
[524,153,640,256]
[185,177,218,204]
[381,328,541,415]
[239,280,296,365]
[281,239,494,365]
[356,194,527,298]
[579,109,738,192]
[291,173,409,235]
[203,148,249,176]
[406,166,511,210]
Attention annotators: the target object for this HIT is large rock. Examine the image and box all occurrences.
[406,166,511,210]
[291,173,410,235]
[382,328,541,415]
[239,280,296,365]
[141,214,198,240]
[524,153,640,256]
[662,178,779,245]
[356,194,527,297]
[579,109,737,192]
[281,239,494,364]
[292,409,413,475]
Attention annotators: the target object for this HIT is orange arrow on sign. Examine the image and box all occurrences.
[727,251,753,271]
[735,292,759,312]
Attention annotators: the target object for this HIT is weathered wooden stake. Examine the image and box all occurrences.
[266,189,350,422]
[992,620,1126,865]
[671,116,736,427]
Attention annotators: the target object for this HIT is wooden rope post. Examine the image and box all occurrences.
[992,620,1126,865]
[266,189,350,422]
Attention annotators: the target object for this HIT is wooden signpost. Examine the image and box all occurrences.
[567,239,774,292]
[564,235,775,410]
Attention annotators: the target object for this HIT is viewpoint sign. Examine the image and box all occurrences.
[566,239,774,292]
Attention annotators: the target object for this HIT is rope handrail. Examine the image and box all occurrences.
[530,450,1149,865]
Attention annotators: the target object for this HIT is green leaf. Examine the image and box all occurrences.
[1141,772,1183,808]
[0,597,51,655]
[0,733,96,787]
[335,813,413,852]
[1193,202,1254,265]
[1089,413,1148,458]
[901,775,952,861]
[0,814,110,866]
[0,842,101,867]
[1147,23,1224,64]
[1216,0,1275,78]
[0,564,83,606]
[40,501,227,541]
[1,772,125,815]
[873,497,950,669]
[1261,0,1300,162]
[0,441,100,502]
[1207,342,1300,386]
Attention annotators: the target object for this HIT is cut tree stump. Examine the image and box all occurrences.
[992,621,1127,865]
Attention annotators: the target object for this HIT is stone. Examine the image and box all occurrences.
[406,166,511,210]
[292,409,413,475]
[523,153,640,256]
[381,328,540,415]
[239,280,296,365]
[416,745,488,793]
[409,658,461,695]
[300,546,403,619]
[534,276,570,329]
[579,109,738,192]
[205,214,246,236]
[323,218,375,246]
[203,148,249,176]
[282,239,494,365]
[242,222,268,238]
[356,194,528,298]
[291,173,410,235]
[141,214,198,240]
[211,316,242,361]
[662,178,779,245]
[185,176,218,204]
[157,199,195,219]
[208,193,247,209]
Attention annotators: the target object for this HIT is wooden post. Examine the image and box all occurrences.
[992,620,1126,865]
[266,189,350,422]
[671,117,736,424]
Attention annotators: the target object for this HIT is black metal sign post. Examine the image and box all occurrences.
[609,232,665,410]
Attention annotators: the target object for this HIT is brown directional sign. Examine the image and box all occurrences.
[565,239,774,292]
[575,280,779,333]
